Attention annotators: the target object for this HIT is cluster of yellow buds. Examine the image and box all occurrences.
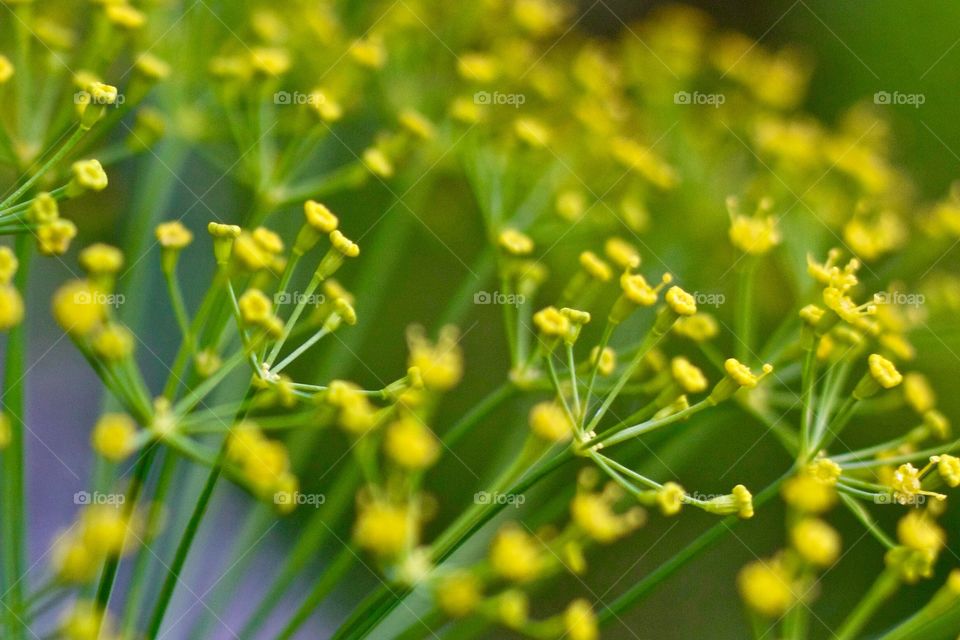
[52,505,142,584]
[226,421,298,510]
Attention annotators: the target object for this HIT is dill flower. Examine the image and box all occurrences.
[490,525,543,582]
[329,229,360,258]
[729,214,781,255]
[656,481,685,516]
[354,501,410,557]
[590,346,616,376]
[563,599,599,640]
[529,402,572,442]
[782,471,837,514]
[68,159,109,195]
[134,52,171,81]
[398,110,435,140]
[498,228,534,256]
[557,190,587,221]
[709,358,774,403]
[604,237,641,270]
[156,221,194,250]
[936,454,960,487]
[53,532,98,583]
[673,313,719,342]
[578,251,613,282]
[37,218,78,255]
[670,357,708,394]
[457,52,499,82]
[897,510,945,552]
[91,413,138,462]
[497,590,529,629]
[664,285,698,316]
[702,484,754,518]
[406,325,463,391]
[60,600,114,640]
[105,3,146,29]
[570,491,643,543]
[238,289,273,326]
[232,233,273,271]
[28,192,59,225]
[435,571,482,617]
[791,518,841,567]
[92,323,134,361]
[865,353,903,391]
[0,284,24,330]
[250,47,291,76]
[52,280,106,335]
[79,243,124,277]
[513,117,552,147]
[384,416,440,470]
[0,413,10,450]
[0,55,12,84]
[889,463,944,504]
[349,37,387,69]
[362,147,394,178]
[886,545,937,584]
[738,557,795,617]
[533,305,570,338]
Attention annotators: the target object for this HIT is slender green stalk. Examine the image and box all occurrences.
[274,545,357,640]
[835,569,900,640]
[0,125,86,209]
[0,236,30,640]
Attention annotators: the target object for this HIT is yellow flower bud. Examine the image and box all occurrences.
[37,219,78,256]
[155,221,193,250]
[91,413,138,462]
[490,525,542,582]
[69,160,109,193]
[528,402,572,442]
[563,599,599,640]
[0,284,24,330]
[498,228,534,256]
[52,280,105,335]
[435,571,482,618]
[92,323,134,361]
[354,501,410,557]
[79,243,124,276]
[791,518,841,566]
[384,417,440,470]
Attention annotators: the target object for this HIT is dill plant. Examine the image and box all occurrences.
[0,2,958,639]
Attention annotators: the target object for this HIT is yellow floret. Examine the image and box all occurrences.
[354,501,410,557]
[868,353,903,389]
[656,481,685,516]
[532,305,571,338]
[37,219,78,255]
[406,325,463,391]
[384,417,440,470]
[563,599,599,640]
[155,221,193,249]
[79,243,124,276]
[490,525,542,582]
[435,571,482,617]
[92,323,134,360]
[738,558,795,617]
[791,518,841,567]
[528,402,572,442]
[52,280,106,335]
[498,228,534,256]
[0,284,24,330]
[91,413,137,462]
[670,357,708,393]
[664,285,697,316]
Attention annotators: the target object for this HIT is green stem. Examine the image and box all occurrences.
[1,236,30,640]
[274,545,357,640]
[0,125,85,209]
[835,569,900,640]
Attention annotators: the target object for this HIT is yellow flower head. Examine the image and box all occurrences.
[610,137,678,189]
[406,325,463,391]
[329,229,360,258]
[578,251,613,282]
[105,3,146,29]
[53,532,98,583]
[533,305,571,338]
[305,200,339,234]
[868,353,903,389]
[80,505,133,557]
[807,458,842,484]
[670,357,708,393]
[903,373,936,413]
[28,192,59,225]
[729,214,780,255]
[656,481,685,516]
[0,55,13,84]
[60,600,115,640]
[354,500,410,557]
[673,313,718,342]
[37,219,78,256]
[620,272,671,307]
[79,243,124,276]
[362,146,394,178]
[398,109,435,140]
[723,358,774,389]
[498,228,534,256]
[155,221,194,250]
[435,571,482,618]
[70,159,109,193]
[350,37,387,69]
[571,491,643,543]
[92,323,134,361]
[384,416,440,470]
[0,285,24,331]
[604,237,641,270]
[781,472,837,513]
[738,557,795,617]
[563,599,599,640]
[134,52,171,81]
[590,346,616,376]
[664,286,697,316]
[52,280,106,335]
[91,413,137,462]
[0,413,10,450]
[557,190,587,221]
[497,590,529,629]
[936,454,960,487]
[897,510,945,553]
[791,518,841,567]
[457,52,499,82]
[490,524,542,582]
[513,117,552,147]
[703,484,754,518]
[238,289,273,326]
[528,402,572,442]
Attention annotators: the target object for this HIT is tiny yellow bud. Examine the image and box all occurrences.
[52,280,105,335]
[604,237,640,270]
[578,251,612,282]
[670,357,708,393]
[69,160,109,194]
[238,289,273,325]
[92,323,134,361]
[329,230,360,257]
[105,3,146,29]
[738,558,795,617]
[37,219,78,256]
[938,454,960,487]
[91,413,138,462]
[28,192,59,225]
[79,243,124,276]
[590,346,616,376]
[528,402,572,442]
[791,518,841,567]
[0,285,24,330]
[354,501,410,557]
[384,417,440,470]
[498,228,534,256]
[155,221,193,250]
[665,285,697,316]
[435,571,482,618]
[868,353,902,389]
[305,201,339,233]
[0,55,13,84]
[532,305,570,338]
[490,525,542,582]
[656,482,685,516]
[563,599,599,640]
